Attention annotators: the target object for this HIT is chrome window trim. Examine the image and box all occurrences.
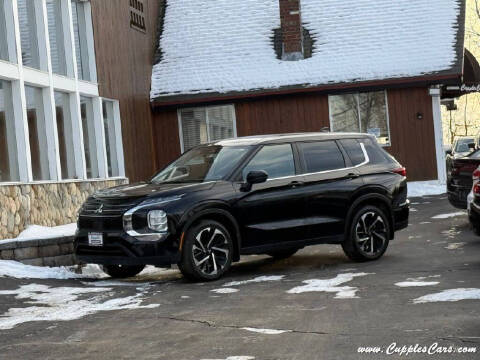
[265,142,369,182]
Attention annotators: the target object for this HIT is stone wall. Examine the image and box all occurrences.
[0,179,127,240]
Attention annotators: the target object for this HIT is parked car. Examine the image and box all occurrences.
[446,136,477,182]
[448,149,480,209]
[467,166,480,235]
[75,133,409,281]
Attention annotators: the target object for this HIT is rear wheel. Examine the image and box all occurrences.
[178,220,233,282]
[342,205,390,262]
[102,264,145,278]
[266,248,299,260]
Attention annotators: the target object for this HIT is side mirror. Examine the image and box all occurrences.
[468,142,476,150]
[446,149,452,156]
[241,170,268,191]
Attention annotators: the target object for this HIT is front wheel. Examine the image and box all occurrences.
[342,205,390,262]
[102,264,145,278]
[178,220,233,282]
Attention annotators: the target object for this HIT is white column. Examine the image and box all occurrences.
[430,86,447,184]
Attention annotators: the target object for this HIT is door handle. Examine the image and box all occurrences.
[346,173,359,179]
[289,181,304,188]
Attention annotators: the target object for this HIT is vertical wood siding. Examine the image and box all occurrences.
[90,0,159,182]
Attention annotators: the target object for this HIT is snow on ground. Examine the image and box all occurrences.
[0,223,77,245]
[413,288,480,304]
[201,357,255,360]
[408,181,446,198]
[395,281,439,287]
[432,212,466,219]
[445,242,466,250]
[0,283,159,330]
[211,288,239,294]
[223,275,285,287]
[286,273,373,298]
[0,260,105,279]
[241,327,291,335]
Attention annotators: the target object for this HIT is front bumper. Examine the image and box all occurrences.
[74,230,181,266]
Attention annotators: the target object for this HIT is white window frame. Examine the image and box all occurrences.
[177,104,237,153]
[0,0,124,185]
[328,90,391,147]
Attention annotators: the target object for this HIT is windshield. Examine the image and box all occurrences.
[455,138,475,153]
[151,145,251,184]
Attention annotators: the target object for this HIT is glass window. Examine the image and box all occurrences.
[151,145,250,184]
[242,144,295,180]
[363,138,391,165]
[71,0,90,80]
[0,80,19,182]
[25,86,50,180]
[0,0,10,61]
[80,96,98,178]
[339,139,365,166]
[18,0,42,69]
[102,100,119,177]
[330,91,390,146]
[179,105,235,152]
[54,91,75,179]
[47,0,66,75]
[298,141,345,173]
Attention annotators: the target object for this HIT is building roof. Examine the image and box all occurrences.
[151,0,466,105]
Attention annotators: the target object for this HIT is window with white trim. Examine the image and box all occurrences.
[102,99,121,177]
[18,0,44,70]
[329,91,391,146]
[0,80,19,182]
[80,96,98,178]
[0,0,10,61]
[179,105,236,152]
[54,91,75,179]
[71,0,92,81]
[47,0,66,75]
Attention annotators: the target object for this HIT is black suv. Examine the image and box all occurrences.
[75,133,409,281]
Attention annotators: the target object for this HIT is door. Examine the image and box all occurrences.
[233,143,308,249]
[297,139,365,240]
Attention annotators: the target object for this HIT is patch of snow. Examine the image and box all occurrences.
[81,280,151,288]
[241,327,291,335]
[445,242,466,250]
[0,260,105,279]
[151,0,460,99]
[408,181,446,198]
[287,272,373,298]
[211,288,239,294]
[395,281,439,287]
[0,223,77,244]
[201,357,255,360]
[419,222,432,225]
[413,288,480,304]
[181,295,190,299]
[0,284,159,330]
[432,212,466,219]
[223,275,284,287]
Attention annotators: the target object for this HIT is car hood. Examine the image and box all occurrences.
[93,181,216,200]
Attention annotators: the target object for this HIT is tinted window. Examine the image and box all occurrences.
[339,139,365,166]
[298,141,345,173]
[363,138,392,164]
[243,144,295,180]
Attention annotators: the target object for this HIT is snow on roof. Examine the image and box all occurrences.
[151,0,464,102]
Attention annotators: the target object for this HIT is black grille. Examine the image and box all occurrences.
[80,197,141,217]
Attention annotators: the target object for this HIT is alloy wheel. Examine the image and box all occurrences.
[354,211,388,257]
[192,226,230,276]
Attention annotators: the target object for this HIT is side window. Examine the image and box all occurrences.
[298,141,345,173]
[363,138,392,164]
[339,139,365,166]
[242,144,295,180]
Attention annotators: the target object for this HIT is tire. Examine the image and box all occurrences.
[342,205,390,262]
[178,220,234,282]
[102,264,145,278]
[266,248,299,260]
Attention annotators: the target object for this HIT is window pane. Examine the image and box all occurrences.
[330,94,359,133]
[243,144,295,180]
[80,96,98,178]
[363,138,390,165]
[102,100,119,177]
[207,106,234,142]
[18,0,41,69]
[47,0,66,75]
[339,139,365,166]
[54,91,75,179]
[0,80,19,182]
[71,0,90,80]
[299,141,345,173]
[359,92,389,146]
[25,86,49,180]
[0,0,10,61]
[180,108,207,151]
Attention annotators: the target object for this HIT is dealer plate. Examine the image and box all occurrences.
[88,233,103,247]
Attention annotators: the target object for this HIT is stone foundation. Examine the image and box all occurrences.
[0,179,127,240]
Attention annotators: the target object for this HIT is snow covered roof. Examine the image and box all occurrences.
[151,0,466,104]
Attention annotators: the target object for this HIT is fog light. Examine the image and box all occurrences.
[148,210,168,232]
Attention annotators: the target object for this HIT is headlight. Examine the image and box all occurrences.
[148,210,168,232]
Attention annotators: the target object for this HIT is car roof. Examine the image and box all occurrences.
[213,132,374,146]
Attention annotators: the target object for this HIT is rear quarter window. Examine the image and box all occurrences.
[339,139,365,166]
[363,138,396,165]
[298,141,346,173]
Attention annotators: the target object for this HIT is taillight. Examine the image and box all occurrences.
[474,183,480,195]
[473,167,480,181]
[393,167,407,177]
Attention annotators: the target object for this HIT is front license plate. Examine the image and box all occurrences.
[88,233,103,247]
